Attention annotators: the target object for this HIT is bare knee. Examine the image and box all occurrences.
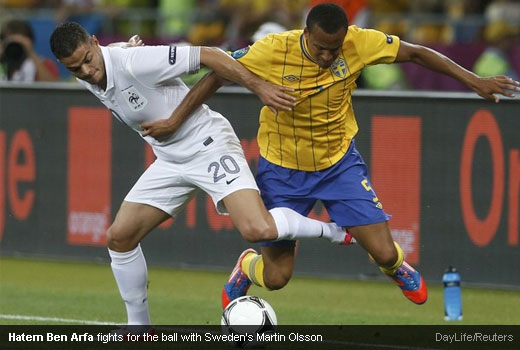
[238,220,277,243]
[263,269,292,290]
[106,224,138,252]
[370,243,398,267]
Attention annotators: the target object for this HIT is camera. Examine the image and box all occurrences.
[1,40,27,65]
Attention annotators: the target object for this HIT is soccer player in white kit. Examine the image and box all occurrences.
[50,22,354,327]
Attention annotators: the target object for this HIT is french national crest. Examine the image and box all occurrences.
[121,85,148,111]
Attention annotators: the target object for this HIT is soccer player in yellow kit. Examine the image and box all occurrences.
[142,3,519,308]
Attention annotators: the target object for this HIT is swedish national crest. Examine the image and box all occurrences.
[330,58,347,78]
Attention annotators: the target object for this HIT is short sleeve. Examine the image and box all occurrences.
[353,28,400,66]
[231,35,274,80]
[126,45,200,87]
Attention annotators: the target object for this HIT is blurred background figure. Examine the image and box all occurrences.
[55,0,103,32]
[251,22,287,42]
[473,19,519,79]
[1,0,519,88]
[367,0,409,38]
[55,0,157,38]
[186,0,228,46]
[219,0,306,48]
[158,0,194,38]
[0,19,59,82]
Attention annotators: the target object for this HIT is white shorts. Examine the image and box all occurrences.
[125,135,259,216]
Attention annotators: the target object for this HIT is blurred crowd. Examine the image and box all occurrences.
[1,0,519,90]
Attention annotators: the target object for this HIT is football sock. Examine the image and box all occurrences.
[241,251,269,289]
[109,244,151,325]
[372,241,405,276]
[269,207,346,243]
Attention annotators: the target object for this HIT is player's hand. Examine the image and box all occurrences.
[106,35,144,49]
[254,80,296,114]
[128,35,144,47]
[471,75,520,103]
[140,119,177,141]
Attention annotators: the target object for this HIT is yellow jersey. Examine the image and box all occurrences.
[233,26,400,171]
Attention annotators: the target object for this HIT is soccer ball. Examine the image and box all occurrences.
[221,296,277,348]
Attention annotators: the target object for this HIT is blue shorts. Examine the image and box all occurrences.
[257,140,391,247]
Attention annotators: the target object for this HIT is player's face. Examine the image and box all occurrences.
[59,36,106,88]
[304,25,347,68]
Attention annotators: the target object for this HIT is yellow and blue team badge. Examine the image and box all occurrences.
[330,58,347,78]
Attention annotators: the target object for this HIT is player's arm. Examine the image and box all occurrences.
[141,71,225,140]
[141,46,293,141]
[395,40,520,102]
[199,47,294,111]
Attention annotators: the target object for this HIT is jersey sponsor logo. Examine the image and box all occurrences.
[385,34,393,44]
[231,46,250,59]
[330,58,347,78]
[283,75,300,82]
[169,45,177,65]
[122,85,148,111]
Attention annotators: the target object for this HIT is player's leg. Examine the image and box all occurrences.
[107,201,170,326]
[193,134,350,244]
[109,159,196,325]
[257,244,296,290]
[107,201,170,252]
[220,189,352,308]
[323,140,427,304]
[222,189,350,244]
[221,239,297,308]
[347,222,427,305]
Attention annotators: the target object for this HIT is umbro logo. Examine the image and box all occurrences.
[283,75,299,82]
[226,177,239,185]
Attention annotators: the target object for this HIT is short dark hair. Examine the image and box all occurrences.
[50,22,91,59]
[0,19,34,42]
[306,3,349,34]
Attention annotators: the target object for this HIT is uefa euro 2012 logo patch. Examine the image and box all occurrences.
[231,47,250,59]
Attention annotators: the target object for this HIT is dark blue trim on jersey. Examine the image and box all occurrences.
[300,34,317,63]
[169,45,177,65]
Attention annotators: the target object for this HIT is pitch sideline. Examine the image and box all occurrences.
[0,313,120,325]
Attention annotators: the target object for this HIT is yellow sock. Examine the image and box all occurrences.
[379,241,404,275]
[369,241,404,276]
[241,252,268,289]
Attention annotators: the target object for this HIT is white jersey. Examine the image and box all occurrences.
[78,45,236,162]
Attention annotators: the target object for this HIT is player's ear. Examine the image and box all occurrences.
[91,35,99,46]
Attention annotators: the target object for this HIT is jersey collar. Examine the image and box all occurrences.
[300,34,318,64]
[99,46,114,94]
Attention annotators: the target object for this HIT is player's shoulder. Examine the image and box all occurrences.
[345,25,397,47]
[346,25,393,40]
[345,25,368,40]
[257,29,302,47]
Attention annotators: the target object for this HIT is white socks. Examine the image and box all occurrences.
[269,207,346,243]
[109,244,151,325]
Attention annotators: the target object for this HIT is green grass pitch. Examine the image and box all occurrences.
[1,256,519,325]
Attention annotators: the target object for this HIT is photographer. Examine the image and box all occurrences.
[0,19,59,82]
